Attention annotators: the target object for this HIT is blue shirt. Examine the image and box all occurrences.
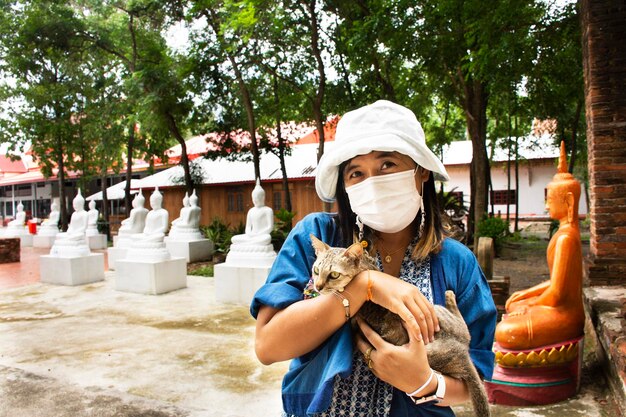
[251,212,496,417]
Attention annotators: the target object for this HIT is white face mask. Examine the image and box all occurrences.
[345,168,423,233]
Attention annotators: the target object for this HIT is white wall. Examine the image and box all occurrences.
[443,160,588,218]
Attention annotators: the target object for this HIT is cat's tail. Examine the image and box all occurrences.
[465,365,491,417]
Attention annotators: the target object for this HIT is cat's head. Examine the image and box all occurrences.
[310,234,364,294]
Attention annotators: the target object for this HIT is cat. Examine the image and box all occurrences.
[309,234,491,417]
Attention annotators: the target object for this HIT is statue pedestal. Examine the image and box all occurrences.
[88,234,107,250]
[40,253,105,286]
[18,233,33,247]
[214,263,272,305]
[485,336,584,406]
[115,257,187,295]
[225,243,276,268]
[164,238,214,263]
[33,235,57,248]
[107,247,128,270]
[4,229,33,247]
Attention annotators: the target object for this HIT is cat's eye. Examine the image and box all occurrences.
[313,266,319,275]
[330,271,340,279]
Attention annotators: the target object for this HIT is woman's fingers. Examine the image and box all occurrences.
[395,294,439,344]
[368,271,440,343]
[356,316,386,350]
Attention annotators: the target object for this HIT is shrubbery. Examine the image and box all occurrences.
[477,215,510,253]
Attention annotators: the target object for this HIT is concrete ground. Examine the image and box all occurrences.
[0,247,622,417]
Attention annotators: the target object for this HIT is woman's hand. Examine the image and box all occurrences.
[356,270,439,344]
[354,317,433,394]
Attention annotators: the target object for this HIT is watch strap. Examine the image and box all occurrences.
[410,372,445,405]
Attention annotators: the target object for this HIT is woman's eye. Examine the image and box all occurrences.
[330,271,340,279]
[347,170,362,179]
[313,266,319,275]
[381,161,396,170]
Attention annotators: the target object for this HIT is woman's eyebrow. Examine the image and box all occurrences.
[343,161,358,173]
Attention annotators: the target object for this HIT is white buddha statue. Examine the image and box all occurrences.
[50,190,90,257]
[126,187,170,261]
[5,201,27,236]
[168,190,203,240]
[226,179,276,266]
[39,199,61,237]
[116,191,149,248]
[86,200,100,237]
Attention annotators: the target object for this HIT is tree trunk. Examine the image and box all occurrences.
[506,116,512,223]
[100,168,110,240]
[514,127,520,232]
[305,0,327,163]
[57,146,68,232]
[206,9,261,180]
[568,99,583,174]
[273,74,292,212]
[234,64,261,180]
[463,79,490,250]
[165,112,193,194]
[124,122,135,217]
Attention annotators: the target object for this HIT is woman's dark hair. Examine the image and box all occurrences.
[333,161,446,260]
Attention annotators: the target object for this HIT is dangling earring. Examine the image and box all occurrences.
[418,210,425,239]
[356,215,368,248]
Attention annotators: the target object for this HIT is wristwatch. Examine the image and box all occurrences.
[410,372,446,405]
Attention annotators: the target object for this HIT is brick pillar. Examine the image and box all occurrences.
[581,0,626,285]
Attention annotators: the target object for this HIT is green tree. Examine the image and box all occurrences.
[189,0,263,180]
[81,0,185,210]
[0,0,98,229]
[526,3,585,173]
[414,0,545,246]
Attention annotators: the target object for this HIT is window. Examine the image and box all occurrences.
[273,191,282,211]
[490,189,516,205]
[227,187,244,212]
[272,184,294,212]
[16,184,31,197]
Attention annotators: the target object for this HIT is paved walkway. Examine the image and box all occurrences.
[0,247,622,417]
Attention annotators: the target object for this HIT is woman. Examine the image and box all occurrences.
[251,100,496,417]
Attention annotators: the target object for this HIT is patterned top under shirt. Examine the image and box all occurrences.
[292,238,433,417]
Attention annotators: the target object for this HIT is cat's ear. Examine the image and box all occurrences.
[344,242,363,261]
[310,234,330,255]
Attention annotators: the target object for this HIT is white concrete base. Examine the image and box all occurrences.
[18,234,33,247]
[106,247,129,271]
[165,238,214,263]
[225,244,276,267]
[115,257,187,295]
[88,234,108,250]
[40,253,105,286]
[33,235,57,248]
[214,263,271,305]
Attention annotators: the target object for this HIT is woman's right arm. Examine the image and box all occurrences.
[255,276,369,365]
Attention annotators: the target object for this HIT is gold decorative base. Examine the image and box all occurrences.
[494,337,582,368]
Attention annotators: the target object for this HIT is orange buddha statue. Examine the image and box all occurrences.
[495,142,584,350]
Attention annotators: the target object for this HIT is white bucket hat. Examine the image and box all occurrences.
[315,100,449,203]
